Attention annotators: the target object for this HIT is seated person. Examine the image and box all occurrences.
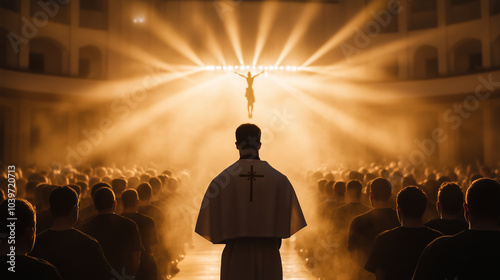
[121,188,159,280]
[424,182,468,235]
[0,199,62,280]
[348,178,400,280]
[78,187,141,276]
[413,178,500,280]
[30,186,112,280]
[365,186,442,280]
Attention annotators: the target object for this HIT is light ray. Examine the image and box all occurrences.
[301,0,384,67]
[148,12,205,66]
[90,74,228,157]
[274,3,321,66]
[221,6,245,65]
[252,1,280,66]
[268,75,397,154]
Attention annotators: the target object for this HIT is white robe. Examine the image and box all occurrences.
[195,159,306,279]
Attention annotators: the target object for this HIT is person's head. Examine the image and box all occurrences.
[93,187,116,213]
[465,178,500,224]
[396,186,428,223]
[149,177,162,196]
[235,123,261,150]
[27,173,47,183]
[247,72,251,77]
[25,181,39,197]
[317,179,328,196]
[348,171,363,182]
[167,177,178,192]
[346,180,363,202]
[436,176,452,188]
[68,184,81,198]
[50,186,79,224]
[401,175,417,188]
[0,199,36,254]
[469,173,482,183]
[91,182,112,198]
[128,176,140,189]
[370,178,392,202]
[88,177,101,190]
[479,165,493,178]
[41,184,57,211]
[137,183,153,201]
[437,182,464,217]
[324,180,335,198]
[140,173,151,183]
[121,189,139,212]
[333,181,346,200]
[76,181,88,198]
[111,178,127,198]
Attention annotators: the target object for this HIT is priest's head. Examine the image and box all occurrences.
[235,123,261,151]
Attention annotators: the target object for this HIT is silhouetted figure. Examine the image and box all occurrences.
[421,179,440,222]
[348,178,400,280]
[424,182,468,235]
[121,188,159,280]
[195,123,306,280]
[137,182,172,277]
[30,186,112,280]
[319,180,342,220]
[78,187,141,277]
[0,199,62,280]
[36,184,57,234]
[365,186,442,280]
[413,178,500,280]
[235,71,264,118]
[334,180,371,235]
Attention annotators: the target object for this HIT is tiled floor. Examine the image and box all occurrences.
[176,235,316,279]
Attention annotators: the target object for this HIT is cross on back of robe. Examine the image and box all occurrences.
[239,165,264,202]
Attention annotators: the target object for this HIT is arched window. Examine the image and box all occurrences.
[29,37,66,75]
[79,45,103,78]
[413,45,438,78]
[448,38,482,75]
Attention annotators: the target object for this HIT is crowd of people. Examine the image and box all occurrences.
[0,165,195,280]
[1,161,500,280]
[296,162,500,280]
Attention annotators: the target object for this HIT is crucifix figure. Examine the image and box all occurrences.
[239,165,264,202]
[235,71,264,118]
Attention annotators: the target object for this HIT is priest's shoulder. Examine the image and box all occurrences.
[261,161,289,179]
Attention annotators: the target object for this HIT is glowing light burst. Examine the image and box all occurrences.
[85,1,437,169]
[204,65,302,72]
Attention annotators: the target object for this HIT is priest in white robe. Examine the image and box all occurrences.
[195,123,307,280]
